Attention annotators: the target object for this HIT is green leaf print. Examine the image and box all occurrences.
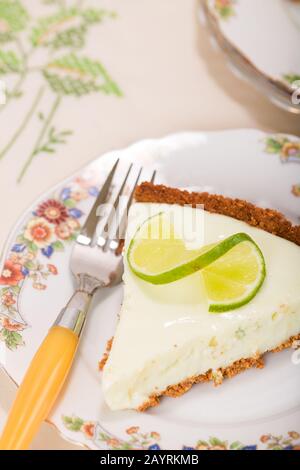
[33,125,72,155]
[283,74,300,85]
[52,240,64,251]
[214,0,236,20]
[81,8,117,25]
[63,198,76,208]
[24,260,35,270]
[0,49,22,74]
[265,137,286,154]
[0,1,122,181]
[27,241,38,253]
[208,436,227,448]
[31,7,115,49]
[42,0,66,6]
[0,0,29,43]
[62,415,84,432]
[230,441,244,450]
[43,53,122,97]
[10,285,20,294]
[196,440,209,447]
[31,8,84,49]
[0,327,24,350]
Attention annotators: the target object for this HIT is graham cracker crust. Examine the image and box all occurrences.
[135,182,300,246]
[100,183,300,410]
[138,334,300,411]
[100,334,300,411]
[99,338,113,371]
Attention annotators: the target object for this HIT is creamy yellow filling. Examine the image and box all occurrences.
[102,203,300,411]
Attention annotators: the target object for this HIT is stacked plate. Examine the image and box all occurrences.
[201,0,300,114]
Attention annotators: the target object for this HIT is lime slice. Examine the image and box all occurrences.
[202,239,266,312]
[127,213,266,312]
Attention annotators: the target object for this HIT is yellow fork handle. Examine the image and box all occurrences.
[0,326,78,450]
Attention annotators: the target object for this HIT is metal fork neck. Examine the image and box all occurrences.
[53,274,103,337]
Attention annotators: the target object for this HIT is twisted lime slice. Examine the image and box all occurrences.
[127,213,266,312]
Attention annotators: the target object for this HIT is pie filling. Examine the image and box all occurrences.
[102,188,300,411]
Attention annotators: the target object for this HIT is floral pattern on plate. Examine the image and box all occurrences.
[203,0,300,113]
[292,184,300,197]
[283,74,300,85]
[63,416,161,450]
[215,0,237,20]
[189,432,300,451]
[265,135,300,163]
[62,415,300,451]
[264,135,300,198]
[0,175,98,350]
[214,0,236,19]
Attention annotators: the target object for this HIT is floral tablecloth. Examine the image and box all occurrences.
[0,0,299,450]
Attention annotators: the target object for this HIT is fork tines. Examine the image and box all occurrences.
[77,160,156,250]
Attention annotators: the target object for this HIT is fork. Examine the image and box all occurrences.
[0,161,155,450]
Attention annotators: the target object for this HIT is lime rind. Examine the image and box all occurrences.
[207,243,266,313]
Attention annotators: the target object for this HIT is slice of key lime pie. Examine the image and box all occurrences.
[101,183,300,411]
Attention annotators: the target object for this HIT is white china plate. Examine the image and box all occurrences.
[201,0,300,114]
[1,130,300,450]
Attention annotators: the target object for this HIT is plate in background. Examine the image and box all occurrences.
[200,0,300,114]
